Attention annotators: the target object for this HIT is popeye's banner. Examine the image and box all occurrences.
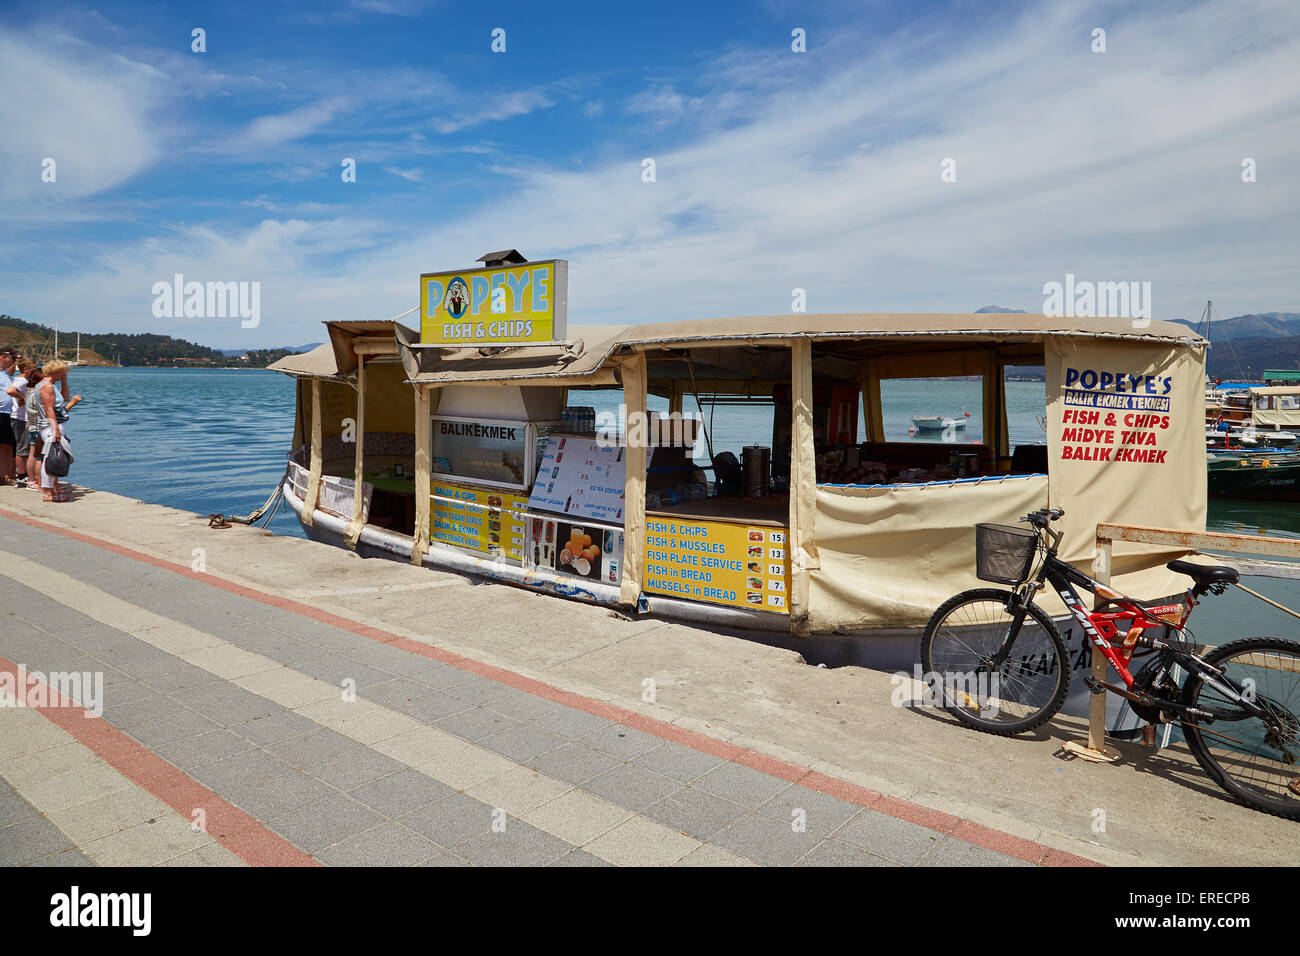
[420,259,567,345]
[1045,337,1206,594]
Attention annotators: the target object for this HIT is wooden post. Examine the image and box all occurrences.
[1062,530,1120,762]
[302,379,324,528]
[343,356,367,548]
[411,386,431,566]
[619,353,648,608]
[788,338,820,637]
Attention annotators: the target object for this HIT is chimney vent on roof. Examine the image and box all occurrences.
[476,249,527,268]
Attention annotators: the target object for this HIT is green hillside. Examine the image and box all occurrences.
[0,315,297,368]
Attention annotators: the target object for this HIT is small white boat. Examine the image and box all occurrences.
[1226,425,1298,447]
[911,414,967,432]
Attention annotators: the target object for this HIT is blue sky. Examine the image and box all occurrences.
[1,0,1297,348]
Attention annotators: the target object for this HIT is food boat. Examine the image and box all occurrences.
[268,250,1210,728]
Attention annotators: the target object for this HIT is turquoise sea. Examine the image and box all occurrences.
[56,367,1300,642]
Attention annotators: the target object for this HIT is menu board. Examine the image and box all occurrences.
[643,518,791,613]
[528,437,650,523]
[431,480,528,561]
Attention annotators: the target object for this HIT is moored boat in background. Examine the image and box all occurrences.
[1207,451,1300,500]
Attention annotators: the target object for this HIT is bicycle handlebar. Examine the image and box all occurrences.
[1020,508,1065,527]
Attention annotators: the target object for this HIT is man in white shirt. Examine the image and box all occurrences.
[0,347,16,485]
[6,360,33,487]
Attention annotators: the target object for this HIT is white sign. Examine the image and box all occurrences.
[528,437,650,524]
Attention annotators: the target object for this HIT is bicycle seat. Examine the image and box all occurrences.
[1167,559,1239,589]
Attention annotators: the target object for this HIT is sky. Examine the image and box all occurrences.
[1,0,1298,349]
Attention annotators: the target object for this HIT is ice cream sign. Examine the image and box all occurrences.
[420,260,567,345]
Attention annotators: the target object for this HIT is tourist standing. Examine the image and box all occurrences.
[23,366,44,489]
[0,347,16,485]
[5,361,35,487]
[36,359,73,502]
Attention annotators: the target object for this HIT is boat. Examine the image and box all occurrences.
[1208,452,1300,500]
[266,247,1211,723]
[911,414,967,433]
[1206,383,1300,450]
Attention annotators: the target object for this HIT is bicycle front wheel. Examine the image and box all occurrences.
[1180,637,1300,820]
[920,588,1071,735]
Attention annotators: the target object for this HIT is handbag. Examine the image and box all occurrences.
[44,436,74,477]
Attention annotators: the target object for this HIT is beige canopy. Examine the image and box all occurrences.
[394,313,1202,387]
[1251,385,1300,429]
[266,343,346,379]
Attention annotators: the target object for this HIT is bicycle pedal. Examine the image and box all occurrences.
[1083,676,1106,696]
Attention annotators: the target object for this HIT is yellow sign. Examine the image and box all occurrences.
[420,260,567,345]
[431,480,528,561]
[644,518,791,613]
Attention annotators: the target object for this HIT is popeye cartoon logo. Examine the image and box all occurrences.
[443,277,470,319]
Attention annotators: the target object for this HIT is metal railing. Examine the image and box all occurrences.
[1096,523,1300,582]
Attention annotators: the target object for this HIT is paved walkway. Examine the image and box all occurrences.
[0,511,1092,867]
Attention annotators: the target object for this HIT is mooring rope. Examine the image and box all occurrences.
[216,462,290,528]
[1233,581,1300,621]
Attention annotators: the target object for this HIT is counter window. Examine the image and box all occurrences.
[431,416,538,490]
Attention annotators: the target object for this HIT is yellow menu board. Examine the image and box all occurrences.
[643,517,791,613]
[431,480,528,561]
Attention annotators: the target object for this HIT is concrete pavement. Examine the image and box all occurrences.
[0,483,1293,865]
[0,510,1052,866]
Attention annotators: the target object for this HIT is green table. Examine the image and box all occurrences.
[365,474,416,495]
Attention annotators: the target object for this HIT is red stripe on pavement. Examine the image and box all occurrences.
[0,508,1103,866]
[0,654,319,867]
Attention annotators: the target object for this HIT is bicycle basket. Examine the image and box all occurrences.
[974,523,1039,585]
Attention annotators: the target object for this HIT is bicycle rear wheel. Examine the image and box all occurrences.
[1180,637,1300,820]
[920,588,1071,735]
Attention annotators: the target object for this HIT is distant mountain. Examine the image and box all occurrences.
[974,305,1028,313]
[1164,312,1300,378]
[0,314,307,368]
[1205,335,1300,379]
[1171,313,1300,341]
[218,343,322,357]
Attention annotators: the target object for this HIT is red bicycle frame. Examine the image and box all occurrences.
[1038,554,1196,687]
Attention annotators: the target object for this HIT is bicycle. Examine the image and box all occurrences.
[920,508,1300,820]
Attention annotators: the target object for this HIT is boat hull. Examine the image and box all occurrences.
[1208,461,1300,500]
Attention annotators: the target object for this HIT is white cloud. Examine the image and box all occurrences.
[432,90,555,134]
[238,98,353,149]
[0,30,163,202]
[625,84,700,125]
[383,166,424,182]
[6,0,1300,347]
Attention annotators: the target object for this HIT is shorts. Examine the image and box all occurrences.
[0,413,13,447]
[14,419,31,455]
